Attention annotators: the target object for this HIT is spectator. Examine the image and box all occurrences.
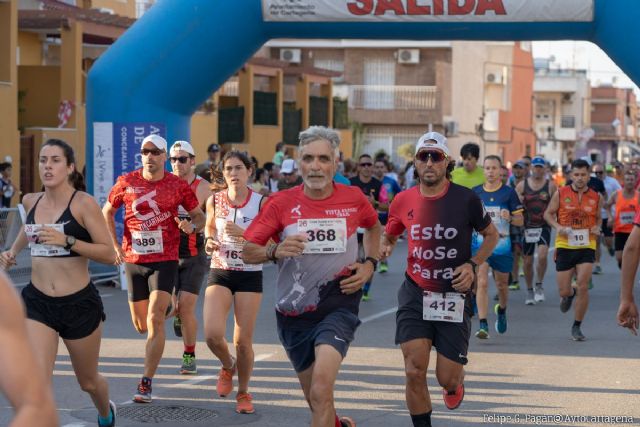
[277,159,303,191]
[195,143,221,181]
[272,142,286,167]
[0,162,14,208]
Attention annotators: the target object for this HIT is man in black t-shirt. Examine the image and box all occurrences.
[350,154,384,300]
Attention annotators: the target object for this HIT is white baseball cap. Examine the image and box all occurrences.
[415,131,450,157]
[170,140,195,156]
[281,158,297,174]
[141,134,167,152]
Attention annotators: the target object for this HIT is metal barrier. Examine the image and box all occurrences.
[0,207,120,288]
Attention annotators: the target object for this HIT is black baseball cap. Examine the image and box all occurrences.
[207,143,220,153]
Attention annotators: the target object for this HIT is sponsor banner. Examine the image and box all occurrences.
[262,0,594,23]
[93,122,165,238]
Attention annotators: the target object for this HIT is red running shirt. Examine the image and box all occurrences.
[108,170,199,264]
[244,184,378,324]
[385,183,491,293]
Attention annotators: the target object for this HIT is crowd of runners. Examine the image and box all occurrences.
[1,128,639,427]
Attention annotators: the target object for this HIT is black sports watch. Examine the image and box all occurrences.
[465,259,477,273]
[364,256,379,270]
[64,235,76,250]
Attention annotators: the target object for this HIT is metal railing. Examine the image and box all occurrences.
[348,85,438,110]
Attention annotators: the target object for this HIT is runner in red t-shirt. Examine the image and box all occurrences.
[102,134,205,403]
[381,132,498,426]
[243,126,381,427]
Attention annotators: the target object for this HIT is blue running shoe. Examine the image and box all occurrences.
[494,304,507,334]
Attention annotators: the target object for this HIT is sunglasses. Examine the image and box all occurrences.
[359,162,373,167]
[416,150,448,163]
[140,148,164,156]
[170,156,190,164]
[594,171,604,175]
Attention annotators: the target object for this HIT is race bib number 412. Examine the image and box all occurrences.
[423,291,465,323]
[298,218,347,254]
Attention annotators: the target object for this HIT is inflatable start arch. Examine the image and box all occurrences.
[86,0,640,199]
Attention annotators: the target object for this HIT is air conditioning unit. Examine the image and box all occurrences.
[397,49,420,64]
[98,7,115,14]
[280,48,301,64]
[562,93,573,103]
[485,71,505,85]
[444,121,459,137]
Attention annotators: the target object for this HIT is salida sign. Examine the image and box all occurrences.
[262,0,594,22]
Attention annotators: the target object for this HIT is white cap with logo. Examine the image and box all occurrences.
[141,134,168,152]
[170,140,195,156]
[415,131,450,157]
[281,158,297,174]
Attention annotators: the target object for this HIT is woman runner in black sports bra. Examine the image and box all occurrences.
[0,139,117,427]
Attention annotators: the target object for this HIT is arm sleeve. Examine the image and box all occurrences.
[384,193,406,236]
[243,196,283,245]
[470,193,492,232]
[107,176,125,209]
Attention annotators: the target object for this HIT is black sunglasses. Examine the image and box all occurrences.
[416,150,448,163]
[170,156,190,164]
[141,148,164,156]
[594,171,604,175]
[359,162,373,167]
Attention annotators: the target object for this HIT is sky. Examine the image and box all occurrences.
[532,41,640,95]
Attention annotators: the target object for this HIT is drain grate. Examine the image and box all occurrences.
[117,405,218,423]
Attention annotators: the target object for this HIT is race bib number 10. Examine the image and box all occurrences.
[298,218,347,254]
[568,229,589,247]
[131,230,163,254]
[423,291,465,323]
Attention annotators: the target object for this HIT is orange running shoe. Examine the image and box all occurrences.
[443,383,465,410]
[216,357,236,397]
[235,392,255,414]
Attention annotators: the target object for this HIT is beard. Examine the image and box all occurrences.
[420,170,446,187]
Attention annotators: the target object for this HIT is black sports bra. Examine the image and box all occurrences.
[25,191,92,257]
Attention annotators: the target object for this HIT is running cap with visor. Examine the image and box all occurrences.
[170,140,195,156]
[531,156,546,167]
[281,158,297,174]
[414,131,450,157]
[142,134,167,152]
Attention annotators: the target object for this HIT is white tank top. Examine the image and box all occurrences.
[211,188,263,271]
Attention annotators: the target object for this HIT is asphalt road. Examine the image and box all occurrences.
[1,240,639,427]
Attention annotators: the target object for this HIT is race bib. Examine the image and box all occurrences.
[298,218,347,254]
[568,229,589,247]
[524,227,543,243]
[422,291,465,323]
[219,240,245,269]
[131,230,163,254]
[25,223,69,256]
[486,207,501,224]
[620,212,635,225]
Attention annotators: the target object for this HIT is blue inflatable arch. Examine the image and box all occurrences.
[86,0,640,195]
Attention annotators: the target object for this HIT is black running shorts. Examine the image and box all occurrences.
[207,268,263,294]
[395,278,473,366]
[554,248,596,272]
[22,282,105,340]
[176,254,208,295]
[614,232,630,252]
[124,261,178,302]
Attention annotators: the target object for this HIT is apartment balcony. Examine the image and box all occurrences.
[347,85,442,125]
[592,122,621,139]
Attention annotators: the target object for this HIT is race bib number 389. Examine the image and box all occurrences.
[298,218,347,254]
[131,230,163,254]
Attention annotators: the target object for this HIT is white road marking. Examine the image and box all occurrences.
[360,307,397,323]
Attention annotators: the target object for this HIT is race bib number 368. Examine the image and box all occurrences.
[298,218,347,254]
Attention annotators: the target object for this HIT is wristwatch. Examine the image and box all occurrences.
[364,256,379,270]
[465,259,477,273]
[64,235,76,250]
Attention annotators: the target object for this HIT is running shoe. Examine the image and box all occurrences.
[216,357,236,397]
[593,265,602,275]
[560,292,575,313]
[98,400,117,427]
[534,285,545,303]
[494,304,507,334]
[571,324,585,341]
[443,383,465,410]
[339,416,357,427]
[180,353,197,375]
[608,246,615,257]
[133,379,152,403]
[173,315,182,337]
[378,262,388,273]
[235,392,255,414]
[361,291,370,302]
[475,320,489,339]
[508,281,520,291]
[525,289,536,305]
